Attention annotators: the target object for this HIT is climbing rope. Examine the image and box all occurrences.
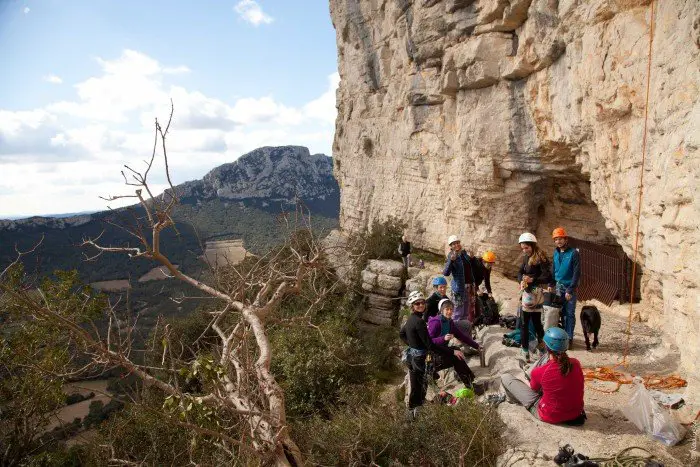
[583,366,687,394]
[583,1,679,395]
[587,446,660,467]
[622,0,655,367]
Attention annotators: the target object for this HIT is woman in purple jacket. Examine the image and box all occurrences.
[427,299,483,391]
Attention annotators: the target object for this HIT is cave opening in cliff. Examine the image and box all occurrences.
[532,176,641,304]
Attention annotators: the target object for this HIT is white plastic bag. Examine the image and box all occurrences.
[541,305,561,330]
[621,378,686,446]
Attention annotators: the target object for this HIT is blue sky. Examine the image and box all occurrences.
[0,0,339,217]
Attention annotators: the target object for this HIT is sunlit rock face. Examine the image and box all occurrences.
[330,0,700,381]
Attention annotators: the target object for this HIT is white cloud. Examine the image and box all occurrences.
[234,0,273,26]
[0,49,337,217]
[304,72,340,125]
[23,7,30,14]
[162,65,191,74]
[43,74,63,84]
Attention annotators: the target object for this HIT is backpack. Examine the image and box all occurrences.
[477,294,500,325]
[499,314,517,329]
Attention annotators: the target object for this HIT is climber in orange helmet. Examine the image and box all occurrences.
[550,227,581,349]
[475,250,496,298]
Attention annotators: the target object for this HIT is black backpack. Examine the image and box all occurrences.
[478,294,500,325]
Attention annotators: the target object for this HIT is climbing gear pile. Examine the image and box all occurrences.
[554,444,664,467]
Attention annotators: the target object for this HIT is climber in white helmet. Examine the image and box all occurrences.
[517,232,553,363]
[443,234,478,337]
[399,291,470,419]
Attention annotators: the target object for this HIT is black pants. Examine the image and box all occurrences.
[433,353,475,387]
[521,310,544,350]
[407,352,476,408]
[408,354,427,409]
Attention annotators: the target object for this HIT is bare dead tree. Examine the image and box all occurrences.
[0,104,368,466]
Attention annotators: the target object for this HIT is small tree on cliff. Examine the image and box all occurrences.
[0,106,348,466]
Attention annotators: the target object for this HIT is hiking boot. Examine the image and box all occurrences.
[520,348,530,363]
[471,382,486,396]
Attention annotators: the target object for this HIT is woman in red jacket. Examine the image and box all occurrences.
[500,327,586,425]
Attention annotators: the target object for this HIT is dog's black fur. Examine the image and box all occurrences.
[580,305,601,351]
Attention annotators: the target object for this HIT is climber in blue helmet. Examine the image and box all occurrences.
[424,276,448,321]
[500,327,586,425]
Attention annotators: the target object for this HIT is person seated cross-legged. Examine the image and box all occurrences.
[400,291,471,418]
[427,298,484,394]
[500,327,586,425]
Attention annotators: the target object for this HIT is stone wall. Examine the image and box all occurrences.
[329,0,700,382]
[361,259,404,325]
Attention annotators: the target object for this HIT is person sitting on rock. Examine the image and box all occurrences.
[427,299,483,384]
[400,291,472,417]
[500,327,586,426]
[423,276,448,321]
[443,235,476,332]
[517,232,553,363]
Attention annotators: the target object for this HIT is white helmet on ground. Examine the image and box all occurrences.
[447,235,460,245]
[518,232,538,244]
[406,291,426,306]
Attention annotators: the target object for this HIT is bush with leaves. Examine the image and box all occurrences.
[296,398,505,466]
[350,216,407,261]
[0,266,106,465]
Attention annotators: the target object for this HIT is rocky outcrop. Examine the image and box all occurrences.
[361,259,404,325]
[178,146,339,206]
[330,1,700,382]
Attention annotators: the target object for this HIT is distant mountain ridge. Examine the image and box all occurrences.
[0,146,340,282]
[179,146,337,203]
[0,146,339,232]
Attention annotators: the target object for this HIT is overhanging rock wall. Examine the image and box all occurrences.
[329,0,700,382]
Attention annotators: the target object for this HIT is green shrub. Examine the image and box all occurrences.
[84,393,245,466]
[296,399,505,466]
[351,216,407,261]
[270,318,371,418]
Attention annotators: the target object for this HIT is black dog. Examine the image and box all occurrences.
[580,305,601,351]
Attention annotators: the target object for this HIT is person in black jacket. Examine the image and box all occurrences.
[399,235,412,269]
[400,291,474,416]
[517,233,553,363]
[423,276,448,321]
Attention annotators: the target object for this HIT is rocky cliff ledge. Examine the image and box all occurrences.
[329,0,699,382]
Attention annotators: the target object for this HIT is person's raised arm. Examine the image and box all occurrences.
[443,256,453,276]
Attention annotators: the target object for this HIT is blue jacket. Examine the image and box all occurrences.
[443,251,475,295]
[553,247,581,294]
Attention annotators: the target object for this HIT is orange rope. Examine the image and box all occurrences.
[584,3,678,393]
[622,0,655,367]
[583,366,687,394]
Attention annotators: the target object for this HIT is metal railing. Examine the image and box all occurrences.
[567,237,636,306]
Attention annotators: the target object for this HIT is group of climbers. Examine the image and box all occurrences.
[399,226,584,426]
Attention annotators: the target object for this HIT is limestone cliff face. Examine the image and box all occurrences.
[330,0,700,379]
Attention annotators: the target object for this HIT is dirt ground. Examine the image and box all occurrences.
[90,279,130,292]
[405,269,698,466]
[46,380,111,431]
[202,239,248,267]
[137,264,180,282]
